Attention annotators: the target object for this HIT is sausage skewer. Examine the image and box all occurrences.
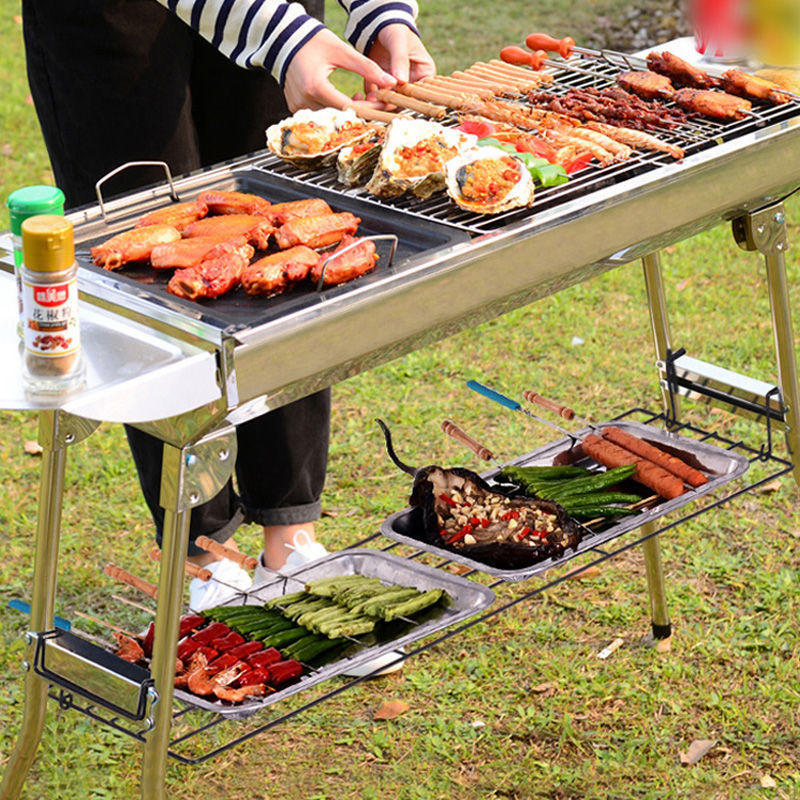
[374,88,446,118]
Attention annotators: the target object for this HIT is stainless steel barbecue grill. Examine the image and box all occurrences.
[3,41,800,800]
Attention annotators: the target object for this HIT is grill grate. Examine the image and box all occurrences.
[253,54,800,236]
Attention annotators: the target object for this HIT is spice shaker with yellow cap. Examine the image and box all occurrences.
[20,214,84,394]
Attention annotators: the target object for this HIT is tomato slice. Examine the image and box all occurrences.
[514,135,557,162]
[457,120,496,138]
[563,152,594,174]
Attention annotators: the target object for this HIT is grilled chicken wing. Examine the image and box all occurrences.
[721,69,791,104]
[241,246,321,296]
[91,224,181,269]
[135,201,208,231]
[275,211,360,249]
[646,51,720,89]
[267,198,333,225]
[310,235,379,287]
[181,214,274,249]
[673,88,752,120]
[196,190,272,216]
[617,70,675,100]
[113,633,144,663]
[150,235,253,269]
[167,242,250,300]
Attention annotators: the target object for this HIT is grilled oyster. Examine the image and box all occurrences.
[444,147,535,214]
[366,118,476,199]
[266,108,372,169]
[336,125,386,187]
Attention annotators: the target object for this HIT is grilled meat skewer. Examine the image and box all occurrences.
[617,70,675,101]
[721,69,791,105]
[646,51,720,89]
[673,88,752,121]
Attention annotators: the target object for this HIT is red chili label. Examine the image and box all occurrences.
[33,284,69,307]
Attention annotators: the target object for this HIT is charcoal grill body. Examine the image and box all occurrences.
[2,40,800,800]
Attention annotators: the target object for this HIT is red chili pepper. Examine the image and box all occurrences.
[190,622,229,645]
[563,152,593,174]
[206,652,239,674]
[480,518,491,528]
[227,641,264,660]
[209,631,246,652]
[446,524,472,544]
[246,648,283,669]
[520,526,532,538]
[141,622,155,658]
[534,530,548,538]
[439,493,458,507]
[500,512,512,521]
[267,659,303,686]
[469,517,482,526]
[178,614,206,638]
[237,666,272,687]
[510,510,520,520]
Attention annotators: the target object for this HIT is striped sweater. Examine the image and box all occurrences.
[159,0,420,86]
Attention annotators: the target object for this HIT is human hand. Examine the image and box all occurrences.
[365,23,436,88]
[283,28,397,112]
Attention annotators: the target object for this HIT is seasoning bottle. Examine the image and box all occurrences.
[7,185,66,339]
[20,215,84,395]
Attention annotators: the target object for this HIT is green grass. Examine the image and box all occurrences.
[2,1,800,799]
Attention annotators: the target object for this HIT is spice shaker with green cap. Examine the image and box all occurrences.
[7,185,66,338]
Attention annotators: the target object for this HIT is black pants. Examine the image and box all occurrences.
[24,0,330,556]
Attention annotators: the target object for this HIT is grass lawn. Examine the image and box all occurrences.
[2,2,800,799]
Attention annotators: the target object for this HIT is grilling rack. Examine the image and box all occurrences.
[4,37,800,800]
[256,50,800,237]
[38,407,792,764]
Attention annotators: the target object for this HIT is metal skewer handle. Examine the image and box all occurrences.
[104,563,159,599]
[441,419,503,469]
[194,536,258,570]
[149,548,212,582]
[522,389,599,432]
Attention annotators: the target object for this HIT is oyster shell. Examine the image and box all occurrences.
[266,108,372,169]
[444,147,535,214]
[366,118,476,200]
[336,125,386,187]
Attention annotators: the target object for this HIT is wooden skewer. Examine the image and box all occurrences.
[74,610,138,638]
[104,563,158,599]
[149,547,212,581]
[349,102,399,124]
[375,88,446,118]
[194,536,258,570]
[111,593,156,615]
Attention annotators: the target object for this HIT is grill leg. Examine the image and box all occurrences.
[1,411,98,800]
[641,250,673,640]
[140,428,236,800]
[734,203,800,485]
[642,250,681,425]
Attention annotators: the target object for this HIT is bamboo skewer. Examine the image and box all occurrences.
[149,547,212,581]
[104,563,159,599]
[194,535,258,570]
[74,610,138,638]
[111,593,156,615]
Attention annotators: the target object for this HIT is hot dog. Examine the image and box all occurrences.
[601,427,708,488]
[581,434,685,500]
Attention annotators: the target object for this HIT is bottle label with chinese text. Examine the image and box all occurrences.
[21,277,81,357]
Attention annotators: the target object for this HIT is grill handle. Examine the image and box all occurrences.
[316,234,398,293]
[441,420,495,462]
[522,390,575,419]
[103,563,158,599]
[94,161,179,223]
[195,536,258,570]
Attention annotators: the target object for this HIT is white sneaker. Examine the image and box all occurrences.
[189,558,252,612]
[253,529,330,586]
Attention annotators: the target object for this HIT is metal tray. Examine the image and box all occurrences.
[72,167,471,336]
[380,420,750,582]
[173,548,494,718]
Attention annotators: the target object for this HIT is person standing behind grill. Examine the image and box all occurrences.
[23,0,435,608]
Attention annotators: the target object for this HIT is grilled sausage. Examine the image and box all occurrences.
[581,434,685,500]
[601,427,708,488]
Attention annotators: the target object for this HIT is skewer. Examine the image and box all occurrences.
[525,32,642,68]
[104,563,159,599]
[194,536,258,570]
[111,593,156,615]
[149,547,213,581]
[73,610,138,638]
[522,389,598,431]
[441,419,505,471]
[466,380,576,438]
[500,46,605,80]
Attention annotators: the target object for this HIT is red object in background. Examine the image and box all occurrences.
[563,153,593,173]
[691,0,748,59]
[457,120,496,138]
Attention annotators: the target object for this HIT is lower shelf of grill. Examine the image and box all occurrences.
[43,408,793,765]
